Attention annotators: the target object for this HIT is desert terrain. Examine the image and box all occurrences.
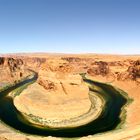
[0,53,140,140]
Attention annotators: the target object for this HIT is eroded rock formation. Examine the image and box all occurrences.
[0,57,30,84]
[117,59,140,82]
[87,61,110,76]
[38,78,56,91]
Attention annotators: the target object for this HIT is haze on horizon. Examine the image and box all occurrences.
[0,0,140,54]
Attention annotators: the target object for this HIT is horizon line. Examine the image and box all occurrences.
[0,52,140,56]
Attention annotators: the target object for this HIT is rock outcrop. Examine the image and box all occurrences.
[0,57,4,65]
[87,61,110,76]
[62,57,81,63]
[38,78,56,91]
[127,60,140,80]
[117,60,140,82]
[0,57,30,85]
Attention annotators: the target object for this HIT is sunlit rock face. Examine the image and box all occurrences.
[0,57,30,86]
[116,59,140,82]
[87,61,110,76]
[14,70,91,126]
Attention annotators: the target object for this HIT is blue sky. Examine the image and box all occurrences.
[0,0,140,54]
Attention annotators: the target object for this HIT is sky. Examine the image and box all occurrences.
[0,0,140,54]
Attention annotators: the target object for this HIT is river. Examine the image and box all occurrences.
[0,73,128,137]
